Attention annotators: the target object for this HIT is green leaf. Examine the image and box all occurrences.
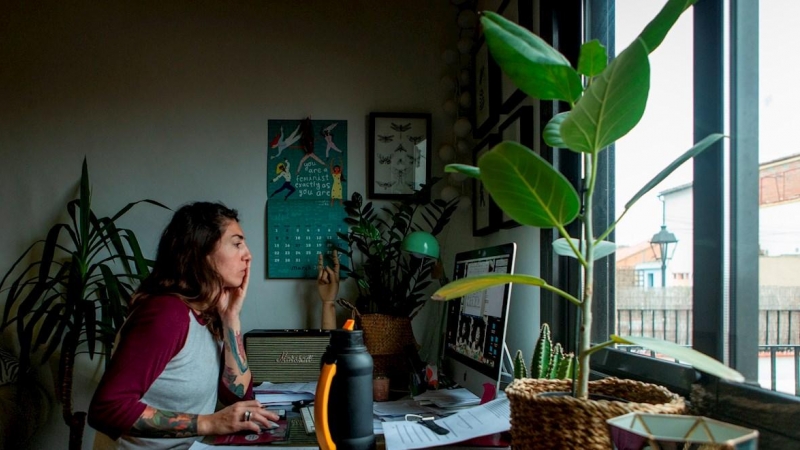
[543,113,569,148]
[552,238,616,260]
[624,133,724,210]
[432,273,546,301]
[577,40,607,77]
[561,38,650,154]
[445,164,480,179]
[481,11,582,103]
[479,141,580,228]
[612,335,745,382]
[513,350,528,378]
[79,157,91,251]
[638,0,697,54]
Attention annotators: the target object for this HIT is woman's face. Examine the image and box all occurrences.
[210,220,252,288]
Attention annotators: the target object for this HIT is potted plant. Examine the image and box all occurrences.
[0,158,168,450]
[336,180,458,364]
[433,0,744,448]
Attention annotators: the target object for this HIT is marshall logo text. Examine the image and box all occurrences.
[275,352,315,364]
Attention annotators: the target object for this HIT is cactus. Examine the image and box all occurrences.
[514,323,575,380]
[513,350,528,379]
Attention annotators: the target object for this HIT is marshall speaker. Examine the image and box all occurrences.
[244,329,331,383]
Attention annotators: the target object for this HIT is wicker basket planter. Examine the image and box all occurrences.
[505,377,686,450]
[357,313,418,378]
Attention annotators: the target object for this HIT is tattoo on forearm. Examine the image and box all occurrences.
[223,365,245,397]
[130,406,198,438]
[226,328,248,373]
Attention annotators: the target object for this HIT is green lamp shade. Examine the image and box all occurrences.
[402,231,440,259]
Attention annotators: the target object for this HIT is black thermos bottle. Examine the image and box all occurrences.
[315,320,375,450]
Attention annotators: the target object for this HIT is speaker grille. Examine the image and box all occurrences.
[245,330,331,383]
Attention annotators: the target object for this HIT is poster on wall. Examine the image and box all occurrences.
[266,118,349,279]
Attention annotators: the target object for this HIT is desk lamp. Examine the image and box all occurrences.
[401,231,440,259]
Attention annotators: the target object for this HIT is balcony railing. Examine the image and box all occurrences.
[616,308,800,396]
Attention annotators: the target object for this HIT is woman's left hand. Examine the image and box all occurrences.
[218,264,250,321]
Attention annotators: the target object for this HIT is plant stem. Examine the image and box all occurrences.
[576,151,599,399]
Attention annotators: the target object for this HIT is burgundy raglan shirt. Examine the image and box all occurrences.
[88,295,254,440]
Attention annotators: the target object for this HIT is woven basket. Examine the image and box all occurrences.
[505,377,686,450]
[358,313,417,356]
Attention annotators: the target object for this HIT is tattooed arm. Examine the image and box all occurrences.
[217,263,254,400]
[129,400,277,437]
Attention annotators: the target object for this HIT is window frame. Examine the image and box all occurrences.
[537,0,800,445]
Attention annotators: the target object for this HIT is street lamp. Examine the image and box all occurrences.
[649,197,678,287]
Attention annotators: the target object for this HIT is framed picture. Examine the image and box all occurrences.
[497,0,534,114]
[472,37,500,139]
[368,112,432,200]
[473,134,501,236]
[497,106,533,229]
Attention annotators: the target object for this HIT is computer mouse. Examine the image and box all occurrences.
[259,420,280,432]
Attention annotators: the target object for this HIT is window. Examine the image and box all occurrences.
[538,0,800,445]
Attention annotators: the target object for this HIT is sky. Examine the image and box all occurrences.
[613,0,798,247]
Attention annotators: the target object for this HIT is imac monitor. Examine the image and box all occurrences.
[442,242,517,397]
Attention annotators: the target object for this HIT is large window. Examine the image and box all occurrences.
[539,0,800,445]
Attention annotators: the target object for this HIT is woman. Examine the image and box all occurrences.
[89,202,278,449]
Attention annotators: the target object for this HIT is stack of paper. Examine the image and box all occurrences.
[382,397,510,450]
[254,381,316,406]
[412,387,481,408]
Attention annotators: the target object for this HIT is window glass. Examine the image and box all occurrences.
[758,0,800,395]
[613,1,695,354]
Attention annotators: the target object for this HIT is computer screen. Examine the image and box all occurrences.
[442,242,517,398]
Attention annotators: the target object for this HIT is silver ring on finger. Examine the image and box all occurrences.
[244,410,251,422]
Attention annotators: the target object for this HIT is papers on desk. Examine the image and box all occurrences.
[254,381,316,406]
[412,387,481,408]
[382,396,510,450]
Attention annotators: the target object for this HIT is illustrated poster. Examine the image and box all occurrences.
[266,118,349,278]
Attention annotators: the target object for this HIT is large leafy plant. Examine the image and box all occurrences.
[0,158,168,449]
[337,180,458,318]
[434,0,744,399]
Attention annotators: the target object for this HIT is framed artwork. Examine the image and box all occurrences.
[473,134,501,236]
[498,0,534,114]
[472,37,500,139]
[497,106,533,229]
[368,112,432,200]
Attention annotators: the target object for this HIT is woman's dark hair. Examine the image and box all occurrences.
[133,201,239,338]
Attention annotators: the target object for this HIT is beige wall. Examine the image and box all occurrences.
[1,1,542,447]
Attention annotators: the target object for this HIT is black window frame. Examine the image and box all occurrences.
[538,0,800,446]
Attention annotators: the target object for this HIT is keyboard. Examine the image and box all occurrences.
[300,404,315,434]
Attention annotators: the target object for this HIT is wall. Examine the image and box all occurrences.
[0,1,540,447]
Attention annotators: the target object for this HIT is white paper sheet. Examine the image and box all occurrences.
[254,381,318,394]
[412,387,481,408]
[382,397,510,450]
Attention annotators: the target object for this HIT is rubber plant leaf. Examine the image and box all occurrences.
[432,274,545,300]
[624,133,725,210]
[481,11,582,103]
[577,39,607,77]
[561,38,650,154]
[445,164,480,179]
[542,112,569,149]
[638,0,698,54]
[612,335,745,382]
[479,141,580,228]
[553,238,616,260]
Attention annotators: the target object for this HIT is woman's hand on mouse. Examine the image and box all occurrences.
[198,399,279,435]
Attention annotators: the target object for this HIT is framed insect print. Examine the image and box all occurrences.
[472,133,501,236]
[497,106,533,229]
[472,37,500,139]
[368,112,432,200]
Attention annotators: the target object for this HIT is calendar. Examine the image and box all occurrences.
[266,118,349,278]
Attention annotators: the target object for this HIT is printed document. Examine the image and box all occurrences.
[382,396,510,450]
